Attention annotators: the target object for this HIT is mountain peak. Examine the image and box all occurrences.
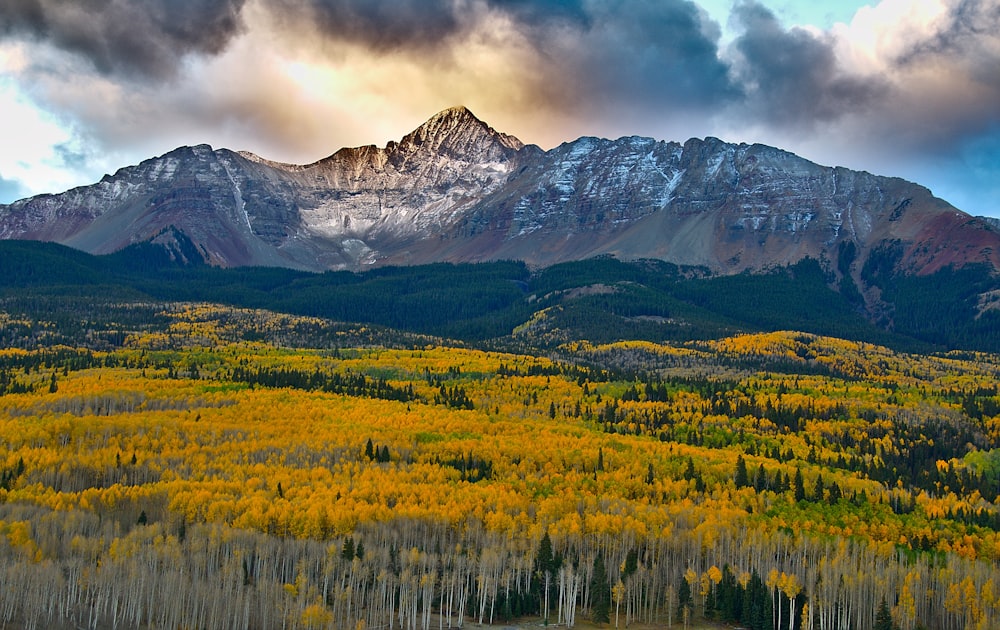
[431,105,478,122]
[398,106,524,155]
[3,104,997,283]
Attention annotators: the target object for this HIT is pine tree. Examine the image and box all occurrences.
[828,481,842,504]
[735,454,749,488]
[535,532,555,622]
[591,554,611,624]
[754,463,767,491]
[677,577,693,621]
[794,468,805,502]
[874,596,895,630]
[684,457,696,480]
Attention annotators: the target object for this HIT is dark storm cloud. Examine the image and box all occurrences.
[728,0,885,127]
[265,0,588,53]
[487,0,589,25]
[0,0,248,78]
[270,0,463,51]
[565,0,738,111]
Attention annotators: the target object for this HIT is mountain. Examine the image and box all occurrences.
[2,106,999,284]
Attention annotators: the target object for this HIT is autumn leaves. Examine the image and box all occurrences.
[0,324,999,628]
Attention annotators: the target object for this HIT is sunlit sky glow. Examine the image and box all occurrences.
[1,0,999,217]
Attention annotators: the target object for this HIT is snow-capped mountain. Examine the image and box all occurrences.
[1,106,998,281]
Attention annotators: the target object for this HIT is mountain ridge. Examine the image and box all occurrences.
[1,105,998,285]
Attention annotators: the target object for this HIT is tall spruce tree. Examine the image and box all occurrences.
[735,454,749,488]
[591,554,611,624]
[874,596,896,630]
[794,468,806,502]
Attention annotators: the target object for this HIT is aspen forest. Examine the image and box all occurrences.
[1,301,999,630]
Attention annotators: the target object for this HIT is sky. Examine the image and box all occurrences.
[1,0,999,218]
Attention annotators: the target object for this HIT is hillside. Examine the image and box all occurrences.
[3,239,1000,353]
[1,303,998,629]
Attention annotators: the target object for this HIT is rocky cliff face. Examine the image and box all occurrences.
[1,106,998,282]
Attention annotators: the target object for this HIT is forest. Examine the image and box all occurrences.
[4,239,1000,352]
[1,300,999,630]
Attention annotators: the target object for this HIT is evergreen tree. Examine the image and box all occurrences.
[677,577,693,621]
[591,554,611,624]
[814,474,825,502]
[622,548,638,579]
[828,480,842,504]
[341,538,355,561]
[794,468,806,502]
[754,463,767,492]
[684,457,696,480]
[536,531,554,575]
[535,532,555,621]
[717,565,741,622]
[735,454,749,488]
[874,596,896,630]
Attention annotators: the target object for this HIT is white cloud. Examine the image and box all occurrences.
[0,54,86,197]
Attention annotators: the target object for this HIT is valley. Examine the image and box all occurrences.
[1,298,998,629]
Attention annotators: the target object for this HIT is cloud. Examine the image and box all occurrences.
[254,0,735,122]
[0,173,26,204]
[265,0,464,52]
[263,0,590,53]
[882,0,1000,147]
[0,0,248,78]
[802,0,1000,184]
[2,0,744,157]
[891,0,1000,71]
[551,0,739,114]
[727,0,886,127]
[3,0,1000,216]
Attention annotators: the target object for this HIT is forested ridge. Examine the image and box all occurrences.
[4,239,1000,352]
[1,303,999,629]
